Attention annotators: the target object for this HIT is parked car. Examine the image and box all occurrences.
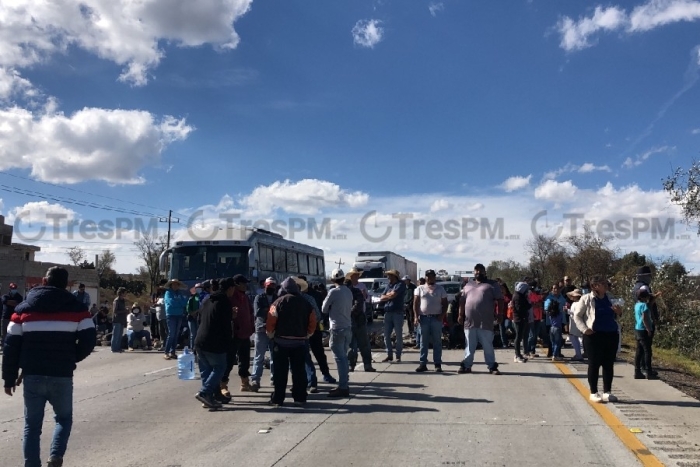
[436,281,462,302]
[370,285,387,317]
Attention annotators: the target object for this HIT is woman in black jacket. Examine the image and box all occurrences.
[512,282,531,363]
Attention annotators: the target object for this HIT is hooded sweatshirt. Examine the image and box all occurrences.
[321,283,353,331]
[127,310,146,332]
[266,278,316,346]
[2,286,95,386]
[195,291,233,354]
[232,289,254,339]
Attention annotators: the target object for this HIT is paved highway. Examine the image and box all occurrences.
[1,344,698,467]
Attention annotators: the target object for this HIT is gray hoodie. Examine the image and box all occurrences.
[321,284,353,331]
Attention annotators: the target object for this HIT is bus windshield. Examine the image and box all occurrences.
[170,245,249,282]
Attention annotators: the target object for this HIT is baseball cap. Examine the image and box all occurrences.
[9,283,17,289]
[331,269,345,280]
[233,274,250,285]
[402,275,410,281]
[264,277,277,287]
[425,269,436,276]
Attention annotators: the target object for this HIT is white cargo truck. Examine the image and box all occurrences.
[352,251,418,283]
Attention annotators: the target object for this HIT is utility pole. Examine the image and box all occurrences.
[158,210,180,249]
[335,258,344,269]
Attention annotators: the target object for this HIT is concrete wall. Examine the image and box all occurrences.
[0,259,99,303]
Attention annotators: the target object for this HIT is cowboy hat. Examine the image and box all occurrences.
[293,276,309,293]
[165,278,187,289]
[385,269,401,278]
[566,288,583,299]
[346,268,361,278]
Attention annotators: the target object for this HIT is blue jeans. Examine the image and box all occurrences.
[462,328,497,370]
[330,328,353,389]
[197,351,227,396]
[23,375,73,467]
[415,323,422,348]
[188,319,199,350]
[500,319,513,347]
[305,341,317,386]
[127,329,152,348]
[251,331,273,385]
[528,320,542,354]
[550,326,563,357]
[111,323,124,352]
[165,316,183,354]
[419,315,443,365]
[383,311,404,359]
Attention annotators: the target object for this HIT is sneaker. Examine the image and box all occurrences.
[364,367,377,372]
[249,382,260,393]
[308,385,319,394]
[530,353,539,358]
[381,357,393,363]
[323,374,337,384]
[170,352,177,359]
[570,356,584,361]
[514,356,525,363]
[128,347,135,352]
[457,366,472,374]
[646,372,660,380]
[163,354,172,360]
[589,393,603,403]
[349,366,355,373]
[396,357,401,363]
[328,387,350,398]
[435,366,443,373]
[195,392,218,409]
[489,368,501,375]
[47,458,63,467]
[634,371,646,380]
[415,364,428,373]
[268,400,282,407]
[602,393,618,402]
[213,391,232,404]
[293,401,306,407]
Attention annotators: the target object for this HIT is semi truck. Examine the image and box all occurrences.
[352,251,418,282]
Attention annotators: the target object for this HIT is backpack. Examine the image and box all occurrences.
[547,299,560,317]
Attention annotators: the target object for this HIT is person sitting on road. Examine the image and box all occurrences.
[93,306,111,335]
[127,304,152,351]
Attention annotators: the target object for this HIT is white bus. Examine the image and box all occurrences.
[158,227,326,291]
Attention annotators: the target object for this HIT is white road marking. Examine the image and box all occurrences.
[144,366,175,375]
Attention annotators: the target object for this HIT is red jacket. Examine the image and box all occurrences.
[232,290,254,339]
[529,291,544,321]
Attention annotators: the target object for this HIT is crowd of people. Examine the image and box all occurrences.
[0,262,662,465]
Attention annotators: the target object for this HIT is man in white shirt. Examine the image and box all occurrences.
[413,270,448,372]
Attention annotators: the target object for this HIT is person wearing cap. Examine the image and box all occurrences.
[126,304,152,351]
[457,263,504,375]
[322,269,354,398]
[634,287,659,380]
[72,283,90,308]
[250,277,278,392]
[2,283,23,345]
[403,275,417,336]
[566,289,584,361]
[379,269,407,363]
[632,266,660,377]
[345,271,376,373]
[413,270,448,372]
[163,279,188,359]
[221,274,255,395]
[267,277,317,407]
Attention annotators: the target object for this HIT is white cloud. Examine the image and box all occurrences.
[578,163,611,173]
[557,6,626,51]
[0,68,36,101]
[622,145,674,168]
[7,201,77,225]
[534,180,578,201]
[556,1,700,52]
[0,0,254,86]
[692,128,700,134]
[241,179,370,216]
[429,2,445,17]
[0,107,192,184]
[430,199,451,212]
[352,19,384,48]
[499,175,532,192]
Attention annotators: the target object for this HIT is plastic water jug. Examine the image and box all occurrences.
[177,347,195,380]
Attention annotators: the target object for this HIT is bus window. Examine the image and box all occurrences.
[286,251,298,273]
[298,253,308,274]
[273,248,286,272]
[317,257,324,275]
[259,246,273,271]
[308,256,317,275]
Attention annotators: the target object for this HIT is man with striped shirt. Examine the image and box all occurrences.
[2,267,96,467]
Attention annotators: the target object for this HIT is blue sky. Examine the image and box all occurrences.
[1,0,700,276]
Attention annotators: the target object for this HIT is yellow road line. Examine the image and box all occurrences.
[554,362,665,467]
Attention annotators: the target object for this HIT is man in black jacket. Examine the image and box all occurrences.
[194,277,235,409]
[3,267,95,467]
[1,282,22,345]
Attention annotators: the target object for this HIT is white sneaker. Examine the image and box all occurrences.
[589,393,603,403]
[602,393,618,402]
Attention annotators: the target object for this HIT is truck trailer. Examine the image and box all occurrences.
[352,251,418,282]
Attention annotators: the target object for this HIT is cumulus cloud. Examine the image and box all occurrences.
[429,2,445,17]
[430,199,451,212]
[556,1,700,52]
[0,107,193,184]
[534,180,578,201]
[0,0,254,86]
[499,175,532,192]
[544,163,611,179]
[0,68,36,101]
[7,201,77,225]
[352,19,384,48]
[622,145,674,168]
[578,163,612,173]
[241,179,370,215]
